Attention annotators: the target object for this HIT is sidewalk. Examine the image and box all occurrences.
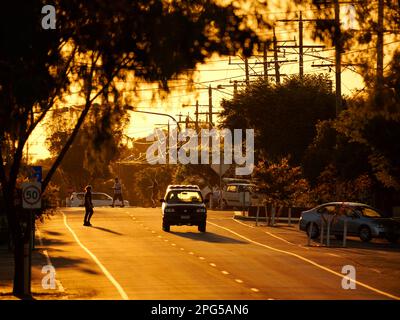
[0,241,67,300]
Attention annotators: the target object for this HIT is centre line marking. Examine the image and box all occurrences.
[208,221,400,300]
[235,279,243,283]
[209,263,216,267]
[61,212,129,300]
[221,271,229,275]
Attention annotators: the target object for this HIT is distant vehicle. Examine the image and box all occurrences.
[160,185,207,232]
[67,192,129,207]
[219,183,258,209]
[299,202,400,243]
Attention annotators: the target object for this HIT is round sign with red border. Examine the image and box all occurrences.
[22,182,42,209]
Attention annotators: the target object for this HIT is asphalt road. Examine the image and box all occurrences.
[34,207,400,300]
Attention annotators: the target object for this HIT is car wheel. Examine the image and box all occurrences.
[359,226,372,242]
[198,222,206,233]
[306,223,319,239]
[162,223,170,232]
[385,234,399,244]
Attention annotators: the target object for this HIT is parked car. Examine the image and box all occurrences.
[66,192,129,207]
[299,202,400,243]
[219,183,258,209]
[160,185,207,232]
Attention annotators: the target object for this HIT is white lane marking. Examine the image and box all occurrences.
[208,221,400,300]
[151,231,156,234]
[180,248,185,251]
[209,263,217,267]
[199,256,205,260]
[221,271,229,275]
[36,229,65,293]
[235,279,243,283]
[233,218,294,245]
[251,288,260,292]
[171,243,176,246]
[189,252,194,255]
[61,212,129,300]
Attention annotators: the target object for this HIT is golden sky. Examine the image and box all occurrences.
[27,1,396,162]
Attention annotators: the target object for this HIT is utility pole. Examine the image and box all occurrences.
[299,11,304,79]
[208,84,213,130]
[273,28,281,84]
[376,0,384,107]
[244,57,250,86]
[263,42,268,83]
[195,100,199,132]
[277,12,325,81]
[334,0,342,116]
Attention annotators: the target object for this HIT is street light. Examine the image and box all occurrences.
[124,105,181,132]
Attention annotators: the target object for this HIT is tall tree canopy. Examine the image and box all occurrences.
[220,74,335,165]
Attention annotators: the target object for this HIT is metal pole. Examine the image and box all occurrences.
[308,221,313,246]
[320,218,324,245]
[31,210,35,250]
[255,205,260,226]
[327,217,331,247]
[288,207,292,226]
[208,85,213,129]
[241,192,245,216]
[343,217,348,248]
[299,11,304,80]
[273,28,281,84]
[334,0,342,115]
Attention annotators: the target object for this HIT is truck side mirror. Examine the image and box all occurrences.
[159,199,165,203]
[204,199,210,204]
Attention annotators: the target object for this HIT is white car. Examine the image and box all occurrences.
[66,192,129,207]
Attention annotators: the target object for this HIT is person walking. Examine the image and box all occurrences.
[83,185,94,226]
[111,177,124,207]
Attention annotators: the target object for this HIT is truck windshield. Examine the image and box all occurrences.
[166,191,203,204]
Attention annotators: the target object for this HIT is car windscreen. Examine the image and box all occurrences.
[166,191,203,204]
[356,206,383,218]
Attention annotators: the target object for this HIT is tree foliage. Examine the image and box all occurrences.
[220,74,335,165]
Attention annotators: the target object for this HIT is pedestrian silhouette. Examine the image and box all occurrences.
[83,185,94,226]
[111,177,124,207]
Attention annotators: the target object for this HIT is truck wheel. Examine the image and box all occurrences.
[162,223,170,232]
[198,222,206,233]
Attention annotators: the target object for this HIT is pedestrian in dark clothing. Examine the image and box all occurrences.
[83,185,94,226]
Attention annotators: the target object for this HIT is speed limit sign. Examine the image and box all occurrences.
[22,182,42,209]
